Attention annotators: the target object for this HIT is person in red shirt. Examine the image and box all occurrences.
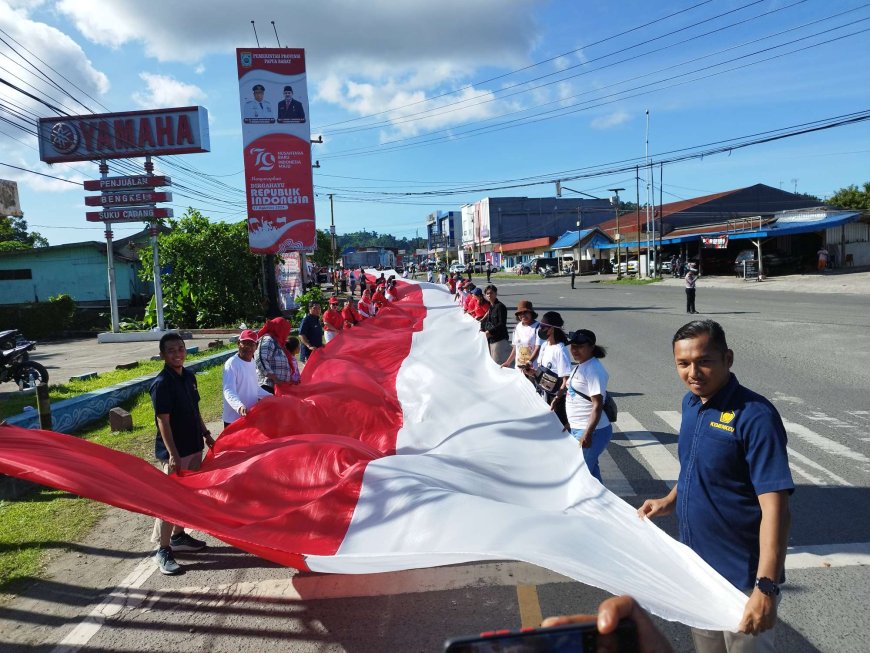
[472,289,490,320]
[463,284,478,314]
[342,298,362,327]
[447,273,457,295]
[358,289,375,318]
[322,296,344,343]
[372,285,387,311]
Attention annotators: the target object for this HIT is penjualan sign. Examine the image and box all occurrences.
[37,106,209,163]
[83,175,171,191]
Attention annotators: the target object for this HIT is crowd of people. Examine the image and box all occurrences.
[148,269,792,652]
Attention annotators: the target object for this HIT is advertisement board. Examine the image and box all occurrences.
[276,252,304,310]
[701,235,729,249]
[37,107,210,163]
[0,179,23,217]
[237,48,315,254]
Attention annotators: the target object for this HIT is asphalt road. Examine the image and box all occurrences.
[2,276,868,652]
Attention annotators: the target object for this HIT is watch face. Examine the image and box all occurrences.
[757,577,779,595]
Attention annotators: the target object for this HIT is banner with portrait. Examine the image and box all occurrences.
[237,48,315,253]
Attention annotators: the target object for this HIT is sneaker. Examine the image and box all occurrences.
[155,546,181,575]
[169,532,207,552]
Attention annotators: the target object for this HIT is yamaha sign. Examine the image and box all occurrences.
[37,106,210,163]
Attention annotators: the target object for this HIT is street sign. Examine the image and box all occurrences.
[83,175,171,191]
[86,207,173,222]
[84,191,172,207]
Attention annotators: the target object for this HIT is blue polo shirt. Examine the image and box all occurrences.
[677,374,794,590]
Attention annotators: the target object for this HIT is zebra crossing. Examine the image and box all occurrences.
[597,407,870,569]
[599,408,865,497]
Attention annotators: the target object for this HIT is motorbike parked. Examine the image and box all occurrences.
[538,265,556,278]
[0,329,49,391]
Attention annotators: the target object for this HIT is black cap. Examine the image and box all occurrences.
[540,311,564,328]
[568,329,596,346]
[253,84,265,92]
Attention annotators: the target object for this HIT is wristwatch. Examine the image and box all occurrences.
[755,577,780,597]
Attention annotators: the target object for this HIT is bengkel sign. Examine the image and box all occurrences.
[38,107,210,163]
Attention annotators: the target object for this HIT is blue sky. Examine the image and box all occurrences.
[1,0,868,246]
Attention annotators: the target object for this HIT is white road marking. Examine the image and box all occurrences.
[599,448,636,497]
[798,411,857,429]
[782,418,870,468]
[785,542,870,570]
[787,460,826,486]
[786,447,852,487]
[613,413,680,487]
[654,410,682,432]
[52,553,157,653]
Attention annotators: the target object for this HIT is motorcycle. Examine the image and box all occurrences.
[0,329,49,391]
[538,265,556,278]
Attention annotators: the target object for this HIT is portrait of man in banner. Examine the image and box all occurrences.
[277,85,305,123]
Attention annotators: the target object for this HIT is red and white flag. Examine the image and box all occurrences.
[0,279,745,630]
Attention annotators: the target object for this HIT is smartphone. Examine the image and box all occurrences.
[444,619,639,653]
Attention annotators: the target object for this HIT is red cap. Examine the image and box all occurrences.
[239,329,258,342]
[328,296,339,304]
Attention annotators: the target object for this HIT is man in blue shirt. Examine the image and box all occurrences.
[298,301,323,363]
[639,320,793,652]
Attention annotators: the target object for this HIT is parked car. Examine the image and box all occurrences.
[449,262,467,274]
[611,258,638,275]
[733,249,801,277]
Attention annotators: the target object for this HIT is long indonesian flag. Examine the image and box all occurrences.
[0,280,746,630]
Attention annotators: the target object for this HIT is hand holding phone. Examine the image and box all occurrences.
[444,619,637,652]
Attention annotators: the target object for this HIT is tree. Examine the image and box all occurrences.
[828,182,870,211]
[0,215,48,250]
[309,228,334,267]
[138,209,264,328]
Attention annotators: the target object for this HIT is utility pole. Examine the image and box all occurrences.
[329,193,336,273]
[608,188,625,280]
[635,167,641,278]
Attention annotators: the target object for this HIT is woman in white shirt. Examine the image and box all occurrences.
[526,311,571,405]
[501,299,543,370]
[562,328,611,483]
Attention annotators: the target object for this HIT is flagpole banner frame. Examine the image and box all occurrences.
[0,275,746,631]
[237,48,315,254]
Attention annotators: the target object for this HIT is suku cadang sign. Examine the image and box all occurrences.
[37,107,210,163]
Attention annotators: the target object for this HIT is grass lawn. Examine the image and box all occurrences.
[0,344,233,420]
[0,361,225,596]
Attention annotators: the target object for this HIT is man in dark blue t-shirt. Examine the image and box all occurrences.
[639,320,793,653]
[149,333,214,575]
[298,302,324,363]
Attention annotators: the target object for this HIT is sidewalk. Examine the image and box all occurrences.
[625,268,870,295]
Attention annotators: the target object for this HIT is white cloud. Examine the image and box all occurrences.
[591,109,630,130]
[194,63,205,75]
[132,72,205,108]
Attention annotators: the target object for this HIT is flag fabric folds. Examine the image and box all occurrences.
[0,278,746,630]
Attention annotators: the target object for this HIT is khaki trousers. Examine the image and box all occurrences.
[151,450,203,545]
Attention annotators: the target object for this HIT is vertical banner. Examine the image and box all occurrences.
[237,48,315,254]
[276,252,303,311]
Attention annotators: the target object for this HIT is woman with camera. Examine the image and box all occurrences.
[562,329,612,483]
[526,312,572,426]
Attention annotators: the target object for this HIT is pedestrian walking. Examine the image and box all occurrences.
[685,262,699,314]
[639,320,793,651]
[817,247,829,272]
[570,263,577,289]
[486,261,493,283]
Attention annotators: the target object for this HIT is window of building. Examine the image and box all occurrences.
[0,268,33,280]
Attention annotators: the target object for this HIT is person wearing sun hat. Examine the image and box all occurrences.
[222,329,271,428]
[501,299,544,370]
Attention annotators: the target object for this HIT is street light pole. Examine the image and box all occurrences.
[329,193,336,274]
[608,187,625,280]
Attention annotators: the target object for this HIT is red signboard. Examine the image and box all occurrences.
[83,175,171,191]
[85,191,172,207]
[701,236,729,249]
[38,107,209,163]
[86,207,173,222]
[237,48,315,253]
